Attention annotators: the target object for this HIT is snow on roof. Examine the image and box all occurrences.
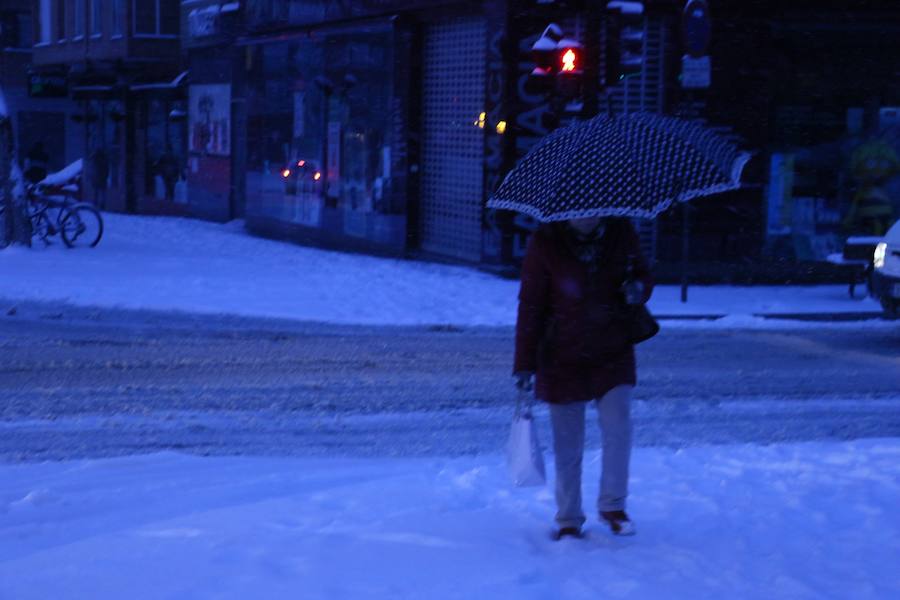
[131,71,189,91]
[606,1,645,14]
[532,37,557,51]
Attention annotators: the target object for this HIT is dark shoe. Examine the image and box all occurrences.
[600,510,636,536]
[552,526,584,541]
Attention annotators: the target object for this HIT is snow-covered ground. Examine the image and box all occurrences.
[0,214,886,326]
[3,214,897,599]
[1,440,897,600]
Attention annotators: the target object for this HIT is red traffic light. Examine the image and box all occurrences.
[557,39,583,74]
[556,38,584,99]
[561,49,577,72]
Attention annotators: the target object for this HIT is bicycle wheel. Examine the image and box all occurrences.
[60,203,103,248]
[28,202,54,245]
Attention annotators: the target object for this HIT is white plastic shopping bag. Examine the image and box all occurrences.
[506,390,546,487]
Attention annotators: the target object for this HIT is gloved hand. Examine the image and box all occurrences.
[622,280,645,306]
[514,371,535,392]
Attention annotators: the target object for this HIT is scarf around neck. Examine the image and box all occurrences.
[565,221,608,269]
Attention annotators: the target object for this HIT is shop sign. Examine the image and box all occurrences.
[681,55,710,89]
[28,73,68,98]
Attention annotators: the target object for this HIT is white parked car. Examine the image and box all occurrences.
[871,219,900,318]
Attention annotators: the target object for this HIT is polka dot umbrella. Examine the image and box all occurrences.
[488,113,752,221]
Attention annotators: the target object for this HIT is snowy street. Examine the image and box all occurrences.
[1,299,898,461]
[1,305,899,599]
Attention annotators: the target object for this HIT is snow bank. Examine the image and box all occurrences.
[1,439,897,599]
[0,214,886,326]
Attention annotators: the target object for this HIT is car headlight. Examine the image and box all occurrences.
[873,242,887,269]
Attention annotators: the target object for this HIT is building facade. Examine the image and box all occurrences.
[15,1,900,277]
[3,0,83,179]
[214,0,675,261]
[29,0,184,214]
[661,0,900,277]
[181,0,245,221]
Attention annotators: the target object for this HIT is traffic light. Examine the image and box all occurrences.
[526,24,585,100]
[526,24,563,95]
[605,1,645,84]
[555,38,584,99]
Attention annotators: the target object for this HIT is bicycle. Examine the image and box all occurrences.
[26,183,103,248]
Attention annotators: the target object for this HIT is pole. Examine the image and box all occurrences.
[0,102,30,247]
[681,201,690,303]
[321,89,331,207]
[581,0,601,119]
[1,115,13,246]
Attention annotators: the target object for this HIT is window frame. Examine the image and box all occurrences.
[132,0,177,39]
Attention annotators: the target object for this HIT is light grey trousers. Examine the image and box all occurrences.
[548,385,633,528]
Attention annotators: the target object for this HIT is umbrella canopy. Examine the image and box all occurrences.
[488,113,752,221]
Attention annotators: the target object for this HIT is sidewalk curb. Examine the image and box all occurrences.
[755,312,888,322]
[655,312,888,322]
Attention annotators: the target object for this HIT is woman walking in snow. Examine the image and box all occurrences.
[514,216,653,539]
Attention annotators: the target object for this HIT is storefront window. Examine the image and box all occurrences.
[0,10,33,47]
[245,24,394,228]
[766,26,900,260]
[768,104,900,259]
[145,99,187,201]
[84,100,121,208]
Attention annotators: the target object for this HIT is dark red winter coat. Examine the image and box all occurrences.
[513,219,654,404]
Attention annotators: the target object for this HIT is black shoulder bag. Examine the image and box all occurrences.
[620,252,660,345]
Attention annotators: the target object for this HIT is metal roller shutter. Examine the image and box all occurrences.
[420,17,486,262]
[606,15,667,116]
[602,15,668,262]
